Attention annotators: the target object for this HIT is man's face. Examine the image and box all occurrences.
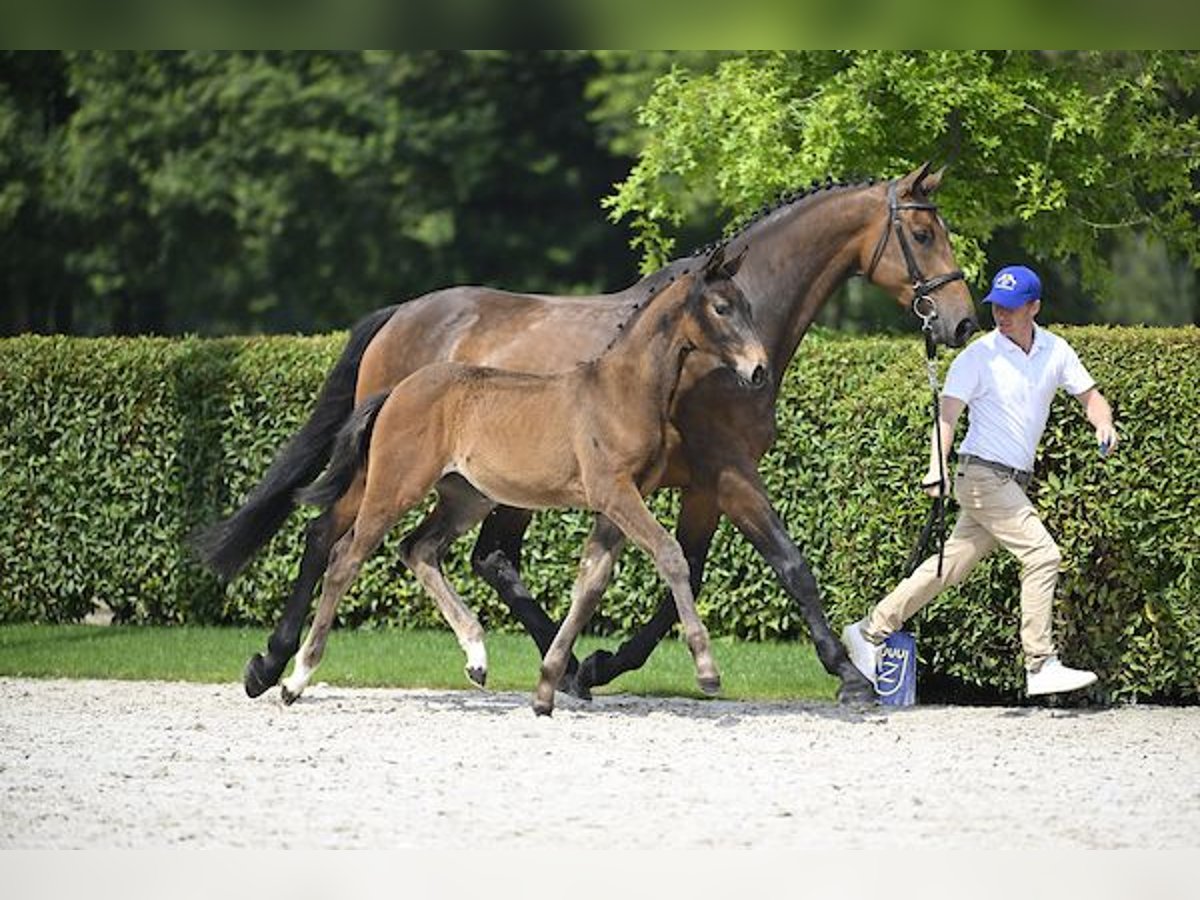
[991,298,1040,340]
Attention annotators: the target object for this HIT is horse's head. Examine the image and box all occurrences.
[683,245,770,389]
[860,162,979,348]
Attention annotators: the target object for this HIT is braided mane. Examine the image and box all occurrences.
[603,175,883,355]
[686,175,880,259]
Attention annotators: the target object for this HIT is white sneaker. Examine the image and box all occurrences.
[1026,657,1098,696]
[841,618,881,687]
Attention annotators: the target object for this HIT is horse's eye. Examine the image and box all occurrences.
[713,303,731,317]
[913,229,932,245]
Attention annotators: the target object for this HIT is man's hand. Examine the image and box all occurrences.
[920,471,948,498]
[1096,423,1119,457]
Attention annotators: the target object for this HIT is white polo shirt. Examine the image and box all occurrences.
[943,325,1095,472]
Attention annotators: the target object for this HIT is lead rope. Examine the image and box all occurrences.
[903,309,947,579]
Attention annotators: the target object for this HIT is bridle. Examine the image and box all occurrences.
[863,179,965,336]
[863,177,966,580]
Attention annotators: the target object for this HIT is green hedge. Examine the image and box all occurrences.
[1,327,1197,702]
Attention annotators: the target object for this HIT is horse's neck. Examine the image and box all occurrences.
[725,187,873,377]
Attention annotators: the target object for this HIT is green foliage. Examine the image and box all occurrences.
[2,51,638,336]
[605,50,1200,304]
[1,328,1196,702]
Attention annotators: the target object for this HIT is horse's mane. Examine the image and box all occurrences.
[600,268,699,355]
[686,175,881,259]
[603,175,882,355]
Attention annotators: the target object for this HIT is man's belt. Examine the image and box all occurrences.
[957,453,1033,488]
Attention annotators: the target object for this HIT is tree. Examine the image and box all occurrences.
[6,51,641,336]
[0,51,78,335]
[605,51,1200,319]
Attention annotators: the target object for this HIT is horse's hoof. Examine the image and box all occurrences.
[243,653,275,699]
[466,665,487,688]
[532,699,554,717]
[697,675,721,696]
[560,670,592,702]
[837,677,878,706]
[280,684,301,706]
[575,649,612,698]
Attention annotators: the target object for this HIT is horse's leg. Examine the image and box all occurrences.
[244,510,336,697]
[599,484,720,696]
[470,507,582,682]
[575,487,718,696]
[245,479,362,698]
[280,437,442,704]
[716,465,875,704]
[533,516,625,716]
[279,483,386,705]
[397,476,495,687]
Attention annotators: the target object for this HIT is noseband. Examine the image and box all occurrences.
[863,180,965,334]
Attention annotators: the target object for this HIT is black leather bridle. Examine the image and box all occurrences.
[863,179,965,334]
[863,177,966,580]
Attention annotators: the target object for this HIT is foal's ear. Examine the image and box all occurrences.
[703,244,727,278]
[722,245,749,278]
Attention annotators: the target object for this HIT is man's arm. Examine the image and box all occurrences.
[1075,387,1118,455]
[923,394,966,497]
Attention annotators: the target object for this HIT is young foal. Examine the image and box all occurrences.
[283,249,767,713]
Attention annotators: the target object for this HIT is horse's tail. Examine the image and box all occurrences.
[190,304,398,580]
[297,391,390,510]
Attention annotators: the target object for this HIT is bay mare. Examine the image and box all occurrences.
[193,162,978,705]
[280,250,767,715]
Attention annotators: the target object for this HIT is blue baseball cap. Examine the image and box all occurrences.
[983,265,1041,309]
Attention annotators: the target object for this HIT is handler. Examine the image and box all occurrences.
[842,264,1118,696]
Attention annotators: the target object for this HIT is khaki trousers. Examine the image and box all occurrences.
[864,461,1062,671]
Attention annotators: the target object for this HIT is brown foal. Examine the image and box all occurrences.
[281,248,767,714]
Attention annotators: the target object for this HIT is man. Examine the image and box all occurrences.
[842,264,1118,696]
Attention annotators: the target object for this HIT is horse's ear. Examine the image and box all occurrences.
[900,160,936,197]
[920,165,946,195]
[703,244,727,278]
[723,245,749,278]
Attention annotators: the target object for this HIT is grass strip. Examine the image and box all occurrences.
[0,624,838,702]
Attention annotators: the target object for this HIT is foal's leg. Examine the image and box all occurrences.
[533,516,626,715]
[280,456,441,704]
[716,465,874,703]
[397,475,495,687]
[279,484,376,705]
[244,502,352,698]
[471,507,582,684]
[576,487,719,696]
[599,484,720,695]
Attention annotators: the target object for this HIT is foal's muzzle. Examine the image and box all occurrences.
[735,360,769,390]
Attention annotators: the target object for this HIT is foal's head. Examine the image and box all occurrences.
[681,245,770,389]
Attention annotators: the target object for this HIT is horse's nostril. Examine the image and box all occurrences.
[751,364,767,387]
[955,318,979,345]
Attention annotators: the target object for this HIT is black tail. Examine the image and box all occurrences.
[297,391,390,510]
[190,304,398,580]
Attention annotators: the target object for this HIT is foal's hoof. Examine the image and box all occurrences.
[465,665,487,688]
[838,678,878,706]
[243,653,276,699]
[279,684,301,706]
[532,699,554,717]
[697,675,722,696]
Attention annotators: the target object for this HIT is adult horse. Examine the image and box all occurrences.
[193,162,978,704]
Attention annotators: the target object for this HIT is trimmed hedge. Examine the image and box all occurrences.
[1,327,1197,702]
